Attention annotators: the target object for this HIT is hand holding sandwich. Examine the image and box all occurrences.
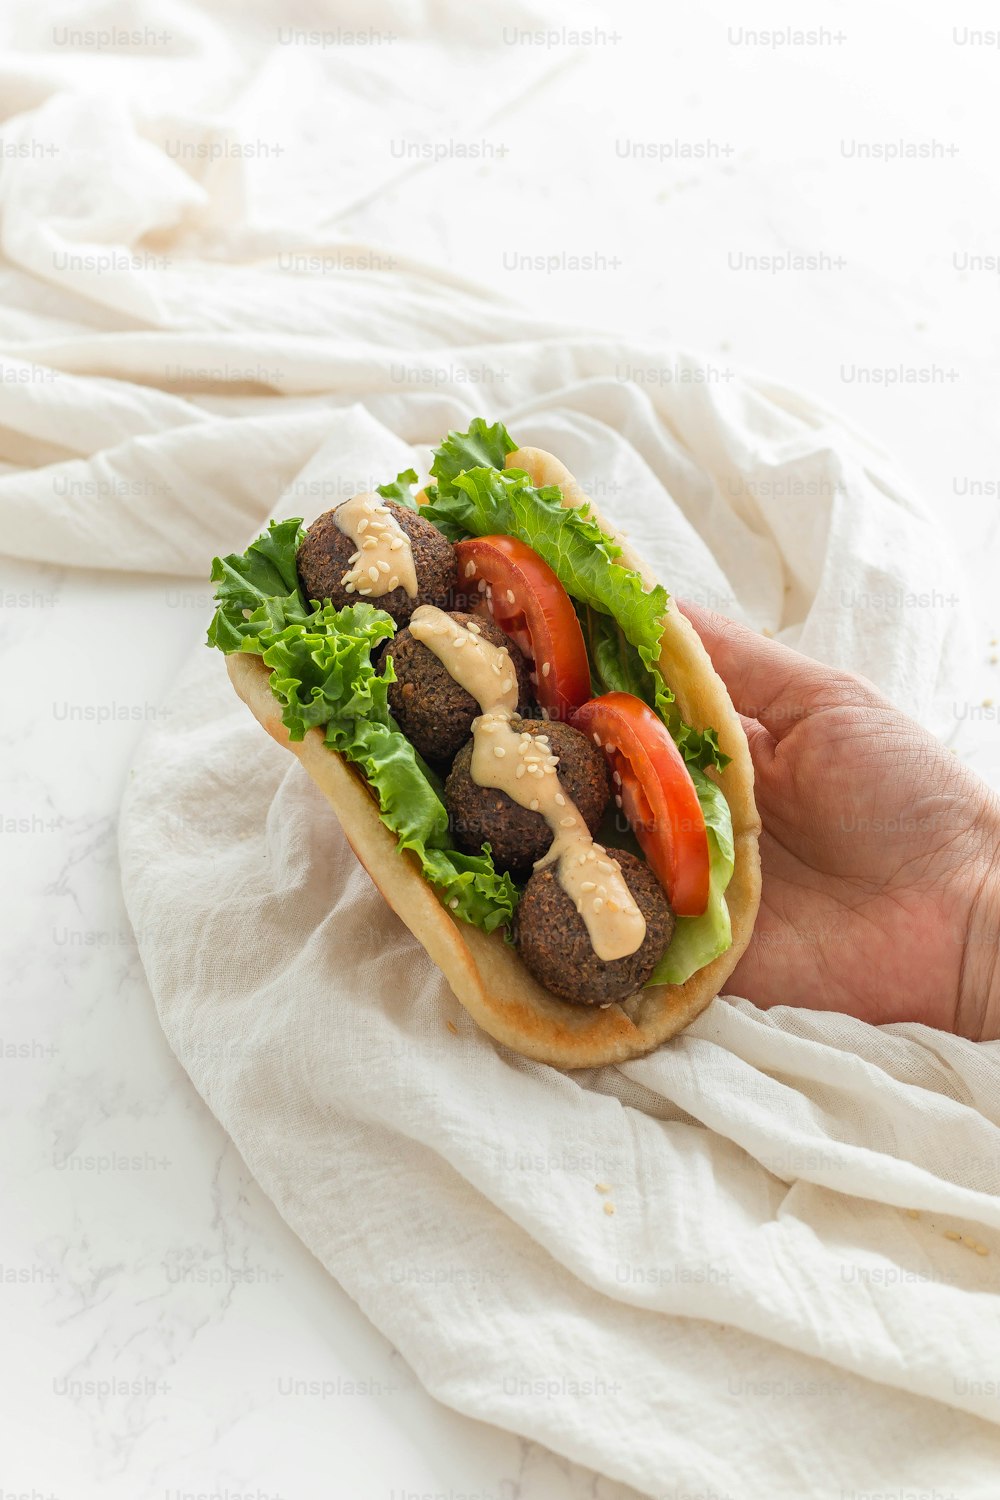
[681,602,1000,1041]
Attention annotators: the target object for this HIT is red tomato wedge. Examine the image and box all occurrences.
[572,692,710,917]
[454,535,591,722]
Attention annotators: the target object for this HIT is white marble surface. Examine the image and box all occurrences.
[2,2,999,1496]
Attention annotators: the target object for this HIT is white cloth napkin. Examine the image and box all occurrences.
[117,369,1000,1499]
[5,4,1000,1495]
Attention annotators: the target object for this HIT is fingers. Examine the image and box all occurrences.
[677,599,870,742]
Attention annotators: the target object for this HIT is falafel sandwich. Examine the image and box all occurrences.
[207,420,761,1068]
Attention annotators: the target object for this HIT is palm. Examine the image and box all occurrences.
[678,604,1000,1033]
[732,698,992,1028]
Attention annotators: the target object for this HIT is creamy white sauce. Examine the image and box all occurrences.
[409,605,645,960]
[334,494,418,600]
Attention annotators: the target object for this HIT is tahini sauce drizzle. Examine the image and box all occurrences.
[409,605,645,961]
[334,494,418,600]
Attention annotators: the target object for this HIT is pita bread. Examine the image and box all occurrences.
[226,446,761,1068]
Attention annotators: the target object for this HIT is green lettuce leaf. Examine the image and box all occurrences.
[645,768,735,986]
[207,517,309,653]
[376,469,420,510]
[429,417,516,490]
[207,540,516,935]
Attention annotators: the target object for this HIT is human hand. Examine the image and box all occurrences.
[680,602,1000,1039]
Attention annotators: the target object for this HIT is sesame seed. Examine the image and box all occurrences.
[527,764,540,775]
[363,537,378,550]
[515,765,526,779]
[368,567,380,583]
[506,589,515,604]
[607,899,619,913]
[592,733,602,747]
[344,582,356,593]
[448,897,459,909]
[478,579,487,592]
[593,897,604,912]
[598,860,615,874]
[559,816,575,828]
[378,560,390,574]
[375,505,390,515]
[593,844,605,854]
[357,518,368,532]
[613,770,621,786]
[555,793,565,806]
[349,551,361,564]
[492,661,503,674]
[603,1202,615,1216]
[390,537,404,551]
[944,1230,961,1241]
[388,576,399,589]
[976,1244,990,1256]
[581,881,596,892]
[615,795,622,808]
[501,679,514,693]
[494,746,506,758]
[453,636,466,648]
[529,799,539,810]
[359,587,372,596]
[906,1209,919,1220]
[467,621,481,634]
[595,1183,611,1194]
[541,661,551,677]
[465,561,476,578]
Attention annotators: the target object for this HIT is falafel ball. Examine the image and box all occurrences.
[515,848,674,1005]
[444,719,610,876]
[385,613,533,765]
[296,499,456,626]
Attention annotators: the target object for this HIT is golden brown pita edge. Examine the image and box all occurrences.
[226,445,762,1069]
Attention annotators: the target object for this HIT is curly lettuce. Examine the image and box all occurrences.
[376,469,420,510]
[207,524,516,934]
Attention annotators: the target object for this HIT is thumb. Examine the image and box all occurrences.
[676,600,882,742]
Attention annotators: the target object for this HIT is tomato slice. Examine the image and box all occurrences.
[572,692,710,916]
[453,535,591,722]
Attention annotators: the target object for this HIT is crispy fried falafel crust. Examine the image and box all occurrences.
[226,446,761,1069]
[445,718,610,876]
[385,613,532,765]
[516,850,674,1004]
[297,498,455,626]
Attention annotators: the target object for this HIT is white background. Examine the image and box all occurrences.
[2,1,999,1496]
